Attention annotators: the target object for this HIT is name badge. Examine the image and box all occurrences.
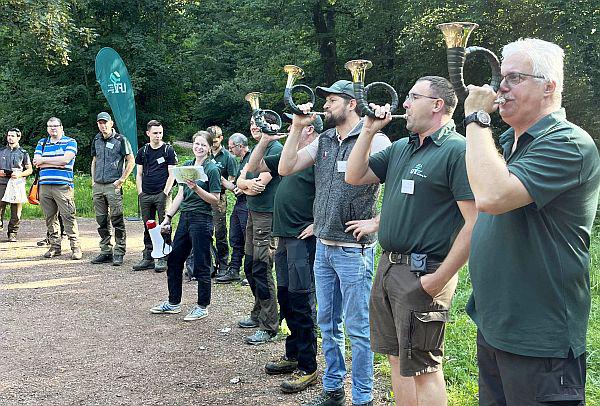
[157,157,165,164]
[106,142,114,150]
[401,179,414,195]
[337,161,347,173]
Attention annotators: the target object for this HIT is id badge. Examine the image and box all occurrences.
[401,179,414,194]
[157,157,165,164]
[337,161,347,173]
[106,142,114,150]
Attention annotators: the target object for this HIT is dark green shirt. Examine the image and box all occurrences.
[467,109,600,358]
[213,147,238,191]
[369,120,473,258]
[246,140,283,213]
[179,159,222,215]
[264,153,315,237]
[234,151,251,203]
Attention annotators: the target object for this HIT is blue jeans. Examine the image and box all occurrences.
[314,240,374,404]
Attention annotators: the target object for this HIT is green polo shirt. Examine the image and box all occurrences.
[179,159,222,215]
[246,140,283,213]
[264,153,315,237]
[467,109,600,358]
[369,120,473,258]
[213,147,238,190]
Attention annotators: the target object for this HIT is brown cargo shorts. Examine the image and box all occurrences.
[369,252,458,376]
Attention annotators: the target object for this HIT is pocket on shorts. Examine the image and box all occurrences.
[409,310,449,352]
[535,353,585,403]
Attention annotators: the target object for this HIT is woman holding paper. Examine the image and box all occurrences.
[150,130,221,321]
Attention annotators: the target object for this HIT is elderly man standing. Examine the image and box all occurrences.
[464,39,600,404]
[33,117,82,260]
[90,112,135,267]
[0,128,33,242]
[279,80,390,406]
[346,76,477,406]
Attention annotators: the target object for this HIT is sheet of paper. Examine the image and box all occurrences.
[173,166,208,184]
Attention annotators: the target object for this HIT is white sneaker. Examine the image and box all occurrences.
[183,305,208,321]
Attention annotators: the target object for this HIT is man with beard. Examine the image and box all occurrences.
[279,80,390,406]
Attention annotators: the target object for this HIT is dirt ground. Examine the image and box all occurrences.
[0,218,392,406]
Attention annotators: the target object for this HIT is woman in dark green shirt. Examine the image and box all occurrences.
[150,131,222,321]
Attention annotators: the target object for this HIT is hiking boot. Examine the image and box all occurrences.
[37,238,50,246]
[245,329,275,345]
[91,253,113,264]
[281,369,319,393]
[154,258,167,273]
[7,234,17,242]
[238,317,259,329]
[215,268,241,284]
[301,388,345,406]
[112,255,124,266]
[132,258,154,271]
[265,356,298,375]
[150,301,181,314]
[241,278,249,286]
[183,305,208,321]
[44,248,61,258]
[71,248,82,260]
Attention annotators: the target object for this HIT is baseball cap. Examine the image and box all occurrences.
[315,80,356,99]
[97,112,112,122]
[283,113,324,133]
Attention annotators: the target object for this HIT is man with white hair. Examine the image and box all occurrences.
[464,38,599,404]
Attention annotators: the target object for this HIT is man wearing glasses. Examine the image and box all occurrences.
[346,76,477,406]
[216,133,250,284]
[464,39,599,404]
[33,117,82,260]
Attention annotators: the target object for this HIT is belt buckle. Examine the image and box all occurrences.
[388,252,400,264]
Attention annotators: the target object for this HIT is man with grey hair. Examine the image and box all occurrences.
[216,132,251,283]
[346,75,476,406]
[465,38,599,403]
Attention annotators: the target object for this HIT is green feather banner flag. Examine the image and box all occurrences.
[94,47,138,153]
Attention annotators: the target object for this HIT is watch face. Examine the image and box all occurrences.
[477,111,491,125]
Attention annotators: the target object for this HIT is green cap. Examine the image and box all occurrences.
[96,112,112,122]
[315,80,356,99]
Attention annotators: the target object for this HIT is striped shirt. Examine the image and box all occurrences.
[35,135,77,187]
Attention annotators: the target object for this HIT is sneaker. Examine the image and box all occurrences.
[281,369,319,393]
[7,234,17,242]
[154,258,167,273]
[238,317,259,329]
[215,268,241,284]
[37,238,50,247]
[112,255,124,266]
[91,253,113,264]
[245,329,275,345]
[265,356,298,375]
[132,258,154,271]
[183,305,208,321]
[71,248,82,260]
[44,248,61,258]
[150,301,182,314]
[241,278,249,286]
[301,389,345,406]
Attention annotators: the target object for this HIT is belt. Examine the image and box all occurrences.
[387,251,411,265]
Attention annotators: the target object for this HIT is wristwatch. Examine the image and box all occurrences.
[464,110,492,128]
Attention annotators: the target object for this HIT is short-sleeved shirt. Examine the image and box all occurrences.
[35,135,77,187]
[0,146,31,185]
[264,153,315,237]
[369,120,473,259]
[467,109,600,358]
[135,143,178,194]
[213,147,238,191]
[179,159,222,216]
[246,140,283,213]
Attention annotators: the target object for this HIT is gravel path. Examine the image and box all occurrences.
[0,218,391,406]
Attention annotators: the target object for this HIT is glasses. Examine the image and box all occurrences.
[47,125,61,128]
[500,72,545,87]
[404,93,439,103]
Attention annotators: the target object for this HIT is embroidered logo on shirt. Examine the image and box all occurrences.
[409,163,427,178]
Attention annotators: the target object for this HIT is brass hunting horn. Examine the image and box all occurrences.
[437,22,502,101]
[283,65,326,116]
[344,59,404,119]
[244,92,282,135]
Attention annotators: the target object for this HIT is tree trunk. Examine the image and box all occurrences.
[312,0,337,84]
